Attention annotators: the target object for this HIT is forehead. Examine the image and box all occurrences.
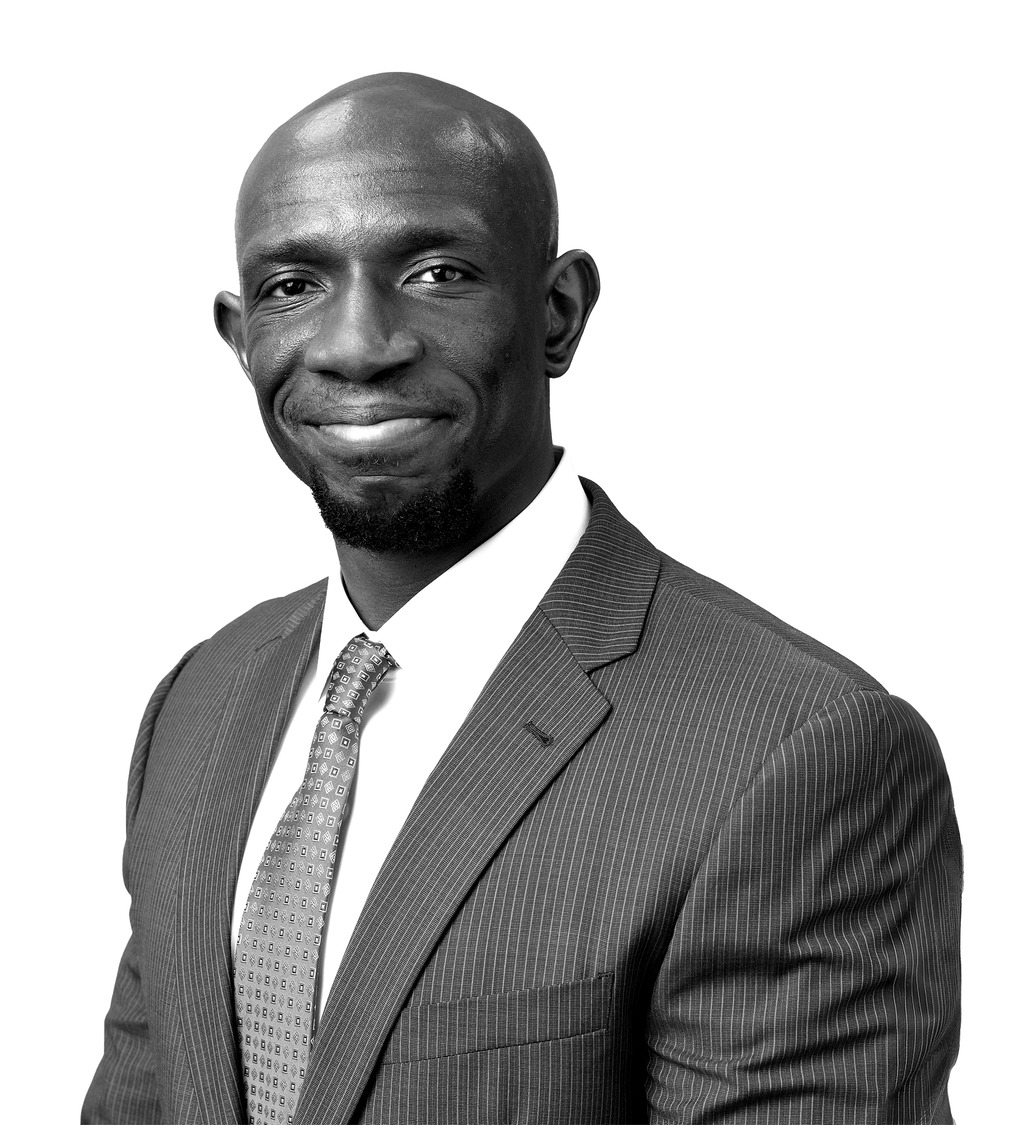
[236,100,515,264]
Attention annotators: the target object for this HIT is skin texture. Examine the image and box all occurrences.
[215,73,599,627]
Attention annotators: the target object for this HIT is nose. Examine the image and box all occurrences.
[304,277,423,382]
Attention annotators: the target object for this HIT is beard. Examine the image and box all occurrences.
[309,465,478,555]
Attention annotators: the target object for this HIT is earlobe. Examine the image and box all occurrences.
[213,291,251,379]
[544,250,600,379]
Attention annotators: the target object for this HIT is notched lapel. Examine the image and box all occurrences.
[176,599,322,1125]
[294,610,611,1125]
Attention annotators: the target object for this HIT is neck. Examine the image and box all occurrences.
[334,453,556,630]
[337,546,474,631]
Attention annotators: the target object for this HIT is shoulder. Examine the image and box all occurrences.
[591,510,955,856]
[652,552,884,693]
[601,550,896,783]
[630,545,890,751]
[576,481,897,767]
[207,576,328,651]
[577,476,883,705]
[168,577,328,691]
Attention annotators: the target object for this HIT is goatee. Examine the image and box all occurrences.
[309,466,478,555]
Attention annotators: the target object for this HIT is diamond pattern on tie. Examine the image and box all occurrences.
[234,634,395,1125]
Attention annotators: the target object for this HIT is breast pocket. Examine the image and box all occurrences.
[380,972,614,1065]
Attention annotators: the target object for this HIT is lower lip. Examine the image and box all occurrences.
[312,416,444,454]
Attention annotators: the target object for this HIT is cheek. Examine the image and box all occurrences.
[470,309,548,424]
[245,318,309,409]
[440,297,542,387]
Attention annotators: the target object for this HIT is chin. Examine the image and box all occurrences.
[309,465,477,555]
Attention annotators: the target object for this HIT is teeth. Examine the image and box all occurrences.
[324,418,420,430]
[318,417,434,443]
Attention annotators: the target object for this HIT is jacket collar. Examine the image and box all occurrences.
[541,477,662,672]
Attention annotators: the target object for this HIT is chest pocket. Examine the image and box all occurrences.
[380,972,614,1065]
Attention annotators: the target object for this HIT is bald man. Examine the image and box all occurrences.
[84,74,961,1125]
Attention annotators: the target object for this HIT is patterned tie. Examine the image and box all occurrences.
[234,634,396,1125]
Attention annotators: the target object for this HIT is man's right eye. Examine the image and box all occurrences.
[266,278,311,299]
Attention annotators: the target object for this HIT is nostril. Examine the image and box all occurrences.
[305,323,424,382]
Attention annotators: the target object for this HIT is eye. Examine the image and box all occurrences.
[412,265,468,285]
[265,278,313,299]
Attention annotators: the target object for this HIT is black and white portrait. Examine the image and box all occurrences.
[4,4,1016,1123]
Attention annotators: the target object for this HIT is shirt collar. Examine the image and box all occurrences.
[316,449,590,688]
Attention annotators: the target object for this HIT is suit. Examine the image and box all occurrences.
[84,480,961,1124]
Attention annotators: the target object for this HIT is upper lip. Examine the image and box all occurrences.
[302,406,441,427]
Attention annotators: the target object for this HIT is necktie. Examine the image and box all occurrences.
[234,634,396,1125]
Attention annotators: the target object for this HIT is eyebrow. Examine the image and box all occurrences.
[239,219,493,279]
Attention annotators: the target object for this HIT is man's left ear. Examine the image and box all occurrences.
[543,250,600,378]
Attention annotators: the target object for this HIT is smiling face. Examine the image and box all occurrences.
[217,81,565,554]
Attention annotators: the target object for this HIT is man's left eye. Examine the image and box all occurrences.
[414,265,466,284]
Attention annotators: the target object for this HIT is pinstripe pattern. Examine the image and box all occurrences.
[381,972,614,1064]
[83,480,960,1124]
[82,645,200,1125]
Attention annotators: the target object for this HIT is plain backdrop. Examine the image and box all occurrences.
[3,2,1017,1121]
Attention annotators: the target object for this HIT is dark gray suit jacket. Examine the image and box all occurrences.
[84,481,961,1124]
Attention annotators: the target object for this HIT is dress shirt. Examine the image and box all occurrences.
[232,452,591,1018]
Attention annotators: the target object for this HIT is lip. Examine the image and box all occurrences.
[306,413,450,457]
[319,416,435,443]
[303,406,440,427]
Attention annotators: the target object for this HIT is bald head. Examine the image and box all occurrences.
[237,72,559,267]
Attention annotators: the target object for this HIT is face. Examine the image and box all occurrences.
[218,102,558,553]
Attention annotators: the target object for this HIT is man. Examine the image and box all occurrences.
[84,73,961,1125]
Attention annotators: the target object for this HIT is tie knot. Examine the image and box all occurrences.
[323,633,396,719]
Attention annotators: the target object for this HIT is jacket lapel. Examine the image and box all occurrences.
[176,585,325,1125]
[294,481,662,1124]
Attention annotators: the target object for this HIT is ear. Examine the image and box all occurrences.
[213,290,251,380]
[543,250,600,378]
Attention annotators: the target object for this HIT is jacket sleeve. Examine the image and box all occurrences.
[646,689,962,1125]
[82,645,203,1125]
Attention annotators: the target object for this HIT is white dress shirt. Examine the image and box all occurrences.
[232,453,590,1017]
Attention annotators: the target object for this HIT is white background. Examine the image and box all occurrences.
[3,2,1017,1121]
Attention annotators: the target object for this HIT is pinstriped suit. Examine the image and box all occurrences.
[83,480,961,1124]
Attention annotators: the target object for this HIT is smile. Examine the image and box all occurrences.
[309,415,449,456]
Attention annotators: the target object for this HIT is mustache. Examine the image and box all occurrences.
[285,388,465,427]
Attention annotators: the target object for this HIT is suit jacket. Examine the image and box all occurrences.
[83,480,961,1124]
